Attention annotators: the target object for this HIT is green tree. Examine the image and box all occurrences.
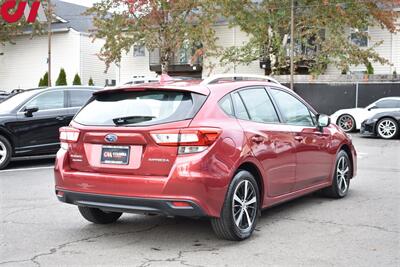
[366,62,374,75]
[217,0,398,75]
[42,72,49,86]
[56,69,67,86]
[88,77,95,86]
[38,78,44,87]
[72,73,82,85]
[87,0,219,74]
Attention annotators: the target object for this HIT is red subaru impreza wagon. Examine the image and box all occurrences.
[55,74,357,240]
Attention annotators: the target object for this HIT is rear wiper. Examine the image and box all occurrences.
[113,116,155,126]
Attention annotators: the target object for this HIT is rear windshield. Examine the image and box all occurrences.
[74,90,207,126]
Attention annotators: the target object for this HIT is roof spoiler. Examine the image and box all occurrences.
[201,74,280,85]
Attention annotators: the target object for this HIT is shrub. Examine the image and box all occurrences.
[366,62,374,75]
[88,77,94,86]
[73,73,82,85]
[56,68,67,86]
[42,72,49,86]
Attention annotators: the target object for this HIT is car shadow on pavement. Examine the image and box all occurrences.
[7,157,55,169]
[68,192,336,246]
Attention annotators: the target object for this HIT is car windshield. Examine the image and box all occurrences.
[0,90,38,114]
[74,90,207,126]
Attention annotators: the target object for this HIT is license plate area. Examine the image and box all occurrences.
[101,145,130,165]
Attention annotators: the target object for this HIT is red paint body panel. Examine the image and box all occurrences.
[54,80,357,217]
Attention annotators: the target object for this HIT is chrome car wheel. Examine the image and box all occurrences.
[0,140,7,165]
[377,119,398,139]
[338,115,355,132]
[336,156,350,196]
[232,180,257,231]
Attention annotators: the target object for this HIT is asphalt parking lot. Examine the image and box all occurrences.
[0,134,399,267]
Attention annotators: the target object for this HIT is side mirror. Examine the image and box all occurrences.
[317,114,330,130]
[24,106,39,117]
[367,105,377,111]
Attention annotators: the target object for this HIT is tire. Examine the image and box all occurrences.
[337,114,356,132]
[78,206,122,224]
[211,170,260,241]
[321,150,351,198]
[0,135,12,170]
[376,118,398,139]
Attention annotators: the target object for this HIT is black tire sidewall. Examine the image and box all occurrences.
[376,118,398,139]
[333,151,351,198]
[0,135,12,170]
[224,170,260,239]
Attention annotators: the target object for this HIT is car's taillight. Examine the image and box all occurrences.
[59,127,80,150]
[150,128,221,154]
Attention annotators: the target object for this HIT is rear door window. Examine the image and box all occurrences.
[68,90,94,107]
[219,95,234,116]
[74,90,206,126]
[232,92,250,120]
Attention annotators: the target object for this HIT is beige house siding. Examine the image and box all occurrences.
[0,31,80,91]
[0,30,115,91]
[319,22,399,75]
[79,33,116,87]
[117,47,156,84]
[203,24,264,77]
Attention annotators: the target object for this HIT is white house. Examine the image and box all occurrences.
[117,11,399,83]
[0,0,115,92]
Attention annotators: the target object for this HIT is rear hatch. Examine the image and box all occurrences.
[63,88,208,176]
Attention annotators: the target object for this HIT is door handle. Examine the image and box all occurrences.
[251,135,265,144]
[56,116,66,121]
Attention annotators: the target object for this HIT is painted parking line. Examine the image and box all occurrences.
[357,152,368,159]
[0,166,54,173]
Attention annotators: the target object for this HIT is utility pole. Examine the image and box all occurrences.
[47,0,52,86]
[290,0,295,90]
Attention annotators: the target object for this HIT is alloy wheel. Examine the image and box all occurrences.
[0,140,7,165]
[377,119,397,139]
[338,115,354,132]
[232,180,257,231]
[336,156,350,196]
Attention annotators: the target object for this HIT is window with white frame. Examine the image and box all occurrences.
[133,45,145,57]
[350,27,368,47]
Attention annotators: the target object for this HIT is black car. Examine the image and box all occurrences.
[0,86,101,169]
[361,110,400,139]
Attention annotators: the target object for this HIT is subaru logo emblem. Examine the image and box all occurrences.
[105,134,118,143]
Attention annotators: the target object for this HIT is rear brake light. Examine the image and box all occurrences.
[150,128,221,154]
[59,127,80,144]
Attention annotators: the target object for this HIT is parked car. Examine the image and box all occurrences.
[330,97,400,132]
[0,90,10,103]
[124,76,197,85]
[0,86,101,170]
[361,110,400,139]
[54,74,356,241]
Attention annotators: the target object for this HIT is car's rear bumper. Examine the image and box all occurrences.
[54,149,233,218]
[56,190,206,217]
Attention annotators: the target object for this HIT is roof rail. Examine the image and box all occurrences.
[201,74,280,85]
